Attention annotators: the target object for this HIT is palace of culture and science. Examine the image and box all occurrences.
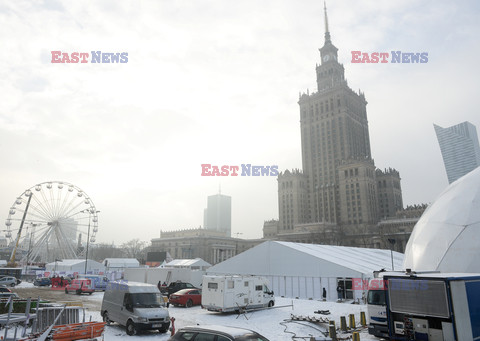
[264,4,424,250]
[149,5,426,265]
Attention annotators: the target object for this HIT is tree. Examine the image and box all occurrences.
[121,239,147,261]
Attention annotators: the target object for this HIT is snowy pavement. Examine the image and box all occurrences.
[12,284,379,340]
[84,297,378,340]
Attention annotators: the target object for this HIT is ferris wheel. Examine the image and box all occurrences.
[4,181,99,264]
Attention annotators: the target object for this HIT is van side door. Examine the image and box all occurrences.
[119,293,133,326]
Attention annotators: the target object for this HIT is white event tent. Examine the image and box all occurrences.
[45,259,105,275]
[404,166,480,273]
[206,241,403,301]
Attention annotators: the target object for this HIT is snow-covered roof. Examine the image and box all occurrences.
[207,241,403,278]
[104,258,140,267]
[166,258,211,268]
[277,241,404,275]
[404,166,480,272]
[46,259,86,266]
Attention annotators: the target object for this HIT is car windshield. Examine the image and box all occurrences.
[130,293,163,308]
[236,333,269,341]
[367,290,386,305]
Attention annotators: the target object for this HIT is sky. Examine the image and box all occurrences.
[1,0,479,245]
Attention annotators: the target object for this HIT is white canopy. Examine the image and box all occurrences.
[208,241,403,277]
[404,166,480,272]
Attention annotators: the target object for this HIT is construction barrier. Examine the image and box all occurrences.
[352,331,360,341]
[340,316,347,331]
[360,311,366,326]
[34,306,82,333]
[349,314,355,329]
[328,325,337,340]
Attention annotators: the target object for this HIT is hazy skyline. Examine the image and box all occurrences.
[1,0,479,244]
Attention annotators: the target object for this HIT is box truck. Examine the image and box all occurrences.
[201,275,275,313]
[384,272,480,340]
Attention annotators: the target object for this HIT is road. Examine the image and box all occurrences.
[13,285,103,311]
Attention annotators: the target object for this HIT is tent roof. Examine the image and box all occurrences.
[166,258,211,268]
[207,241,403,278]
[104,258,139,264]
[46,259,102,266]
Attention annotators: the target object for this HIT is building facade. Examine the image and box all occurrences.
[434,121,480,184]
[276,4,403,242]
[149,228,262,265]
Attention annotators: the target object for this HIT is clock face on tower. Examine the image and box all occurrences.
[323,55,330,62]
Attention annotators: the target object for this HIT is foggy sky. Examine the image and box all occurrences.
[1,0,479,244]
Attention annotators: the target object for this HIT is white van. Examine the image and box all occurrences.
[101,281,170,335]
[201,275,275,313]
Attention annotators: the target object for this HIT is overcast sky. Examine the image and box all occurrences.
[1,0,479,245]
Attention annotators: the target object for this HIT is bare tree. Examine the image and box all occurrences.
[121,239,147,261]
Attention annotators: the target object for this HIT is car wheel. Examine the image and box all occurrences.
[186,299,193,308]
[10,283,15,287]
[102,312,112,325]
[126,320,136,336]
[65,288,68,294]
[76,289,81,295]
[89,292,93,295]
[268,301,274,307]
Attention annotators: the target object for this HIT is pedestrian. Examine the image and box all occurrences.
[336,284,343,300]
[322,287,327,301]
[157,280,162,291]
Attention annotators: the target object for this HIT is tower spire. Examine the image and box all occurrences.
[324,1,331,43]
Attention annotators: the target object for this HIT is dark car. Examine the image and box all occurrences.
[33,277,52,286]
[161,282,197,297]
[169,288,202,308]
[169,325,270,341]
[0,285,19,299]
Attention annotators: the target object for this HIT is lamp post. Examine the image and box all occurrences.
[81,209,100,275]
[387,238,396,271]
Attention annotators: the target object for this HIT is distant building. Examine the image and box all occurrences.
[149,228,262,265]
[204,193,232,237]
[434,121,480,183]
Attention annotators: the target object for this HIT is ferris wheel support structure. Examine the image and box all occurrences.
[9,192,32,266]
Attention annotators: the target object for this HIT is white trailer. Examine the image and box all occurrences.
[201,275,275,313]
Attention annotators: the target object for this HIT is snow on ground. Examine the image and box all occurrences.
[81,296,378,340]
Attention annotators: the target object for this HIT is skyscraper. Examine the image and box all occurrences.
[434,121,480,184]
[276,3,402,236]
[204,193,232,237]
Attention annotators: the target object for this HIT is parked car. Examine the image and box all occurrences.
[161,281,198,297]
[169,288,202,308]
[168,325,270,341]
[0,276,20,287]
[101,281,170,335]
[33,277,52,287]
[0,285,19,299]
[65,279,94,295]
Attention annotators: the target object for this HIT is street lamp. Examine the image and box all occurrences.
[387,238,396,271]
[81,209,100,275]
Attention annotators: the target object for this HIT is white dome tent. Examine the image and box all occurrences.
[404,166,480,272]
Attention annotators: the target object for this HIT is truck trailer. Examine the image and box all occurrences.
[384,272,480,340]
[201,275,275,313]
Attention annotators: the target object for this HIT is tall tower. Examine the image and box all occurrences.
[434,121,480,184]
[204,193,232,237]
[297,3,376,226]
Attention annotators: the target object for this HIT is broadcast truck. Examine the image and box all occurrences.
[384,272,480,340]
[201,275,275,313]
